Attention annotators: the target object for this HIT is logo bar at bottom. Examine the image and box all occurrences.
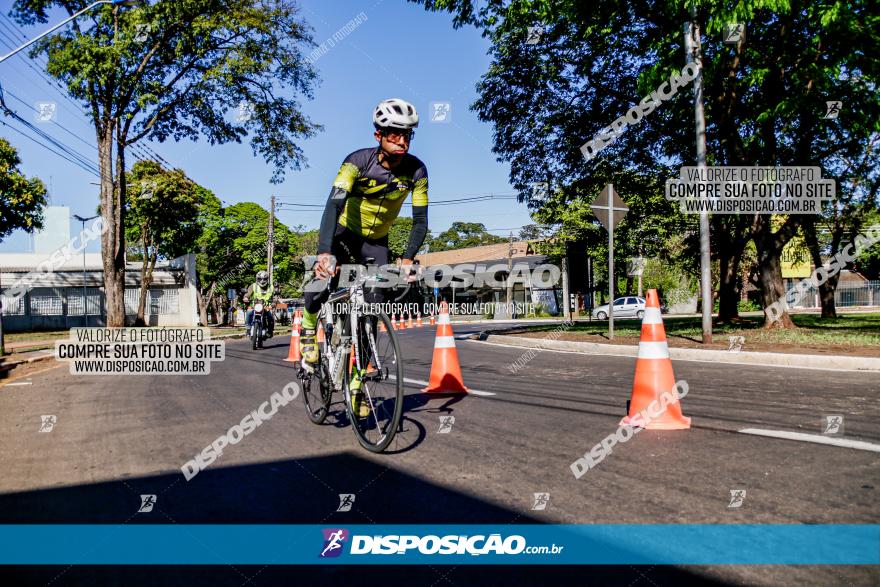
[0,525,876,565]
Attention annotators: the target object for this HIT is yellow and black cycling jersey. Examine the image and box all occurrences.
[318,147,428,260]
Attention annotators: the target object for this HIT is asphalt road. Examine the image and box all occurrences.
[0,321,877,586]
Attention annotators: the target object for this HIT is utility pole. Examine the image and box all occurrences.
[0,271,5,357]
[506,232,514,306]
[587,256,593,321]
[637,244,644,298]
[561,255,570,321]
[687,7,713,343]
[267,195,275,287]
[73,214,100,326]
[607,191,614,339]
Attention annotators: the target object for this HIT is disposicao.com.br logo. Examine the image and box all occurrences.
[319,530,564,558]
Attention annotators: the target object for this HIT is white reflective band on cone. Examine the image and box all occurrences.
[434,336,456,349]
[642,307,663,324]
[438,314,450,325]
[638,341,670,359]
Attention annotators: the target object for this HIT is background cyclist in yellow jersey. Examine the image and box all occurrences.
[300,98,428,414]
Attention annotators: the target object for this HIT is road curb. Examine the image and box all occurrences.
[476,333,880,372]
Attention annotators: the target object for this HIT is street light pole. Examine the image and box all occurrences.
[686,7,713,344]
[0,0,144,65]
[73,215,100,326]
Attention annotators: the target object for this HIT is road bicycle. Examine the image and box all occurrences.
[297,257,404,453]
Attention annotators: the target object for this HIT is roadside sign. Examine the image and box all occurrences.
[591,184,629,339]
[591,184,628,230]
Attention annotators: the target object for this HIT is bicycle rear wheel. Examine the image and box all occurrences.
[345,311,403,452]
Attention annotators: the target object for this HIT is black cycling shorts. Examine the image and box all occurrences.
[304,225,390,314]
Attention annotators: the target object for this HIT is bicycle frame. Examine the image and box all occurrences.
[318,269,384,393]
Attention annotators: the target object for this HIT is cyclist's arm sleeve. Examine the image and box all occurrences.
[403,166,429,260]
[317,160,360,254]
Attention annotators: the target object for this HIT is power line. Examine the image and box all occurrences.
[3,88,97,153]
[0,15,174,168]
[0,118,99,177]
[275,193,519,211]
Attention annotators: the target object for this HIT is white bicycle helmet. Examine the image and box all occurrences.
[373,98,419,130]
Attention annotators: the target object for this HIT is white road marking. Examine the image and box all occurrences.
[739,428,880,452]
[389,375,496,396]
[5,381,33,386]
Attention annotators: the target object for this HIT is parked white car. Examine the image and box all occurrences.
[591,296,646,320]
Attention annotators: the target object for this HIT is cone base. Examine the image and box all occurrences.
[619,414,691,430]
[421,373,468,394]
[422,386,468,394]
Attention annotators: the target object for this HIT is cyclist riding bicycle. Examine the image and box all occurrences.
[244,270,275,338]
[301,98,429,416]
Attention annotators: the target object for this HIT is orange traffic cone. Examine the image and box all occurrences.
[407,313,414,329]
[391,314,398,330]
[416,313,423,327]
[379,319,387,333]
[619,289,690,430]
[422,302,468,393]
[283,309,302,362]
[429,313,436,327]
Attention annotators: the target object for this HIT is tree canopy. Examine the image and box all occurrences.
[13,0,322,325]
[0,137,48,241]
[413,0,880,327]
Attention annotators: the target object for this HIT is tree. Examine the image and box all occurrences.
[387,216,434,259]
[414,0,880,328]
[193,201,301,324]
[124,161,203,325]
[429,221,505,252]
[14,0,321,326]
[518,223,552,241]
[192,188,225,325]
[0,137,48,240]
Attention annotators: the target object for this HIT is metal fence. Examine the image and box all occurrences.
[790,281,880,308]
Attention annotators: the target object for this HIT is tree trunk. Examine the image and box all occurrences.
[99,124,126,327]
[135,233,150,326]
[211,295,225,326]
[803,217,839,319]
[713,216,751,324]
[196,289,209,327]
[135,250,157,326]
[755,235,796,328]
[818,275,839,318]
[717,248,742,324]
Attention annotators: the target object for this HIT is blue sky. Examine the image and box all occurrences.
[0,0,534,253]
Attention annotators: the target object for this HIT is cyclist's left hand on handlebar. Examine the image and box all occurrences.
[315,253,338,280]
[397,258,418,283]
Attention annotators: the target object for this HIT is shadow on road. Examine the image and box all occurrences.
[0,453,724,585]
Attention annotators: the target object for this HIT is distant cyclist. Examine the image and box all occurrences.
[300,98,429,416]
[244,270,275,338]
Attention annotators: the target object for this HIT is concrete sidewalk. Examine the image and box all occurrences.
[476,332,880,372]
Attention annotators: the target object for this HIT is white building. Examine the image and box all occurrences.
[0,252,199,332]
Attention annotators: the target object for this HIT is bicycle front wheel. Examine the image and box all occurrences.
[345,311,403,453]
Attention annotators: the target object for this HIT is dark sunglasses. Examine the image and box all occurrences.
[381,128,414,141]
